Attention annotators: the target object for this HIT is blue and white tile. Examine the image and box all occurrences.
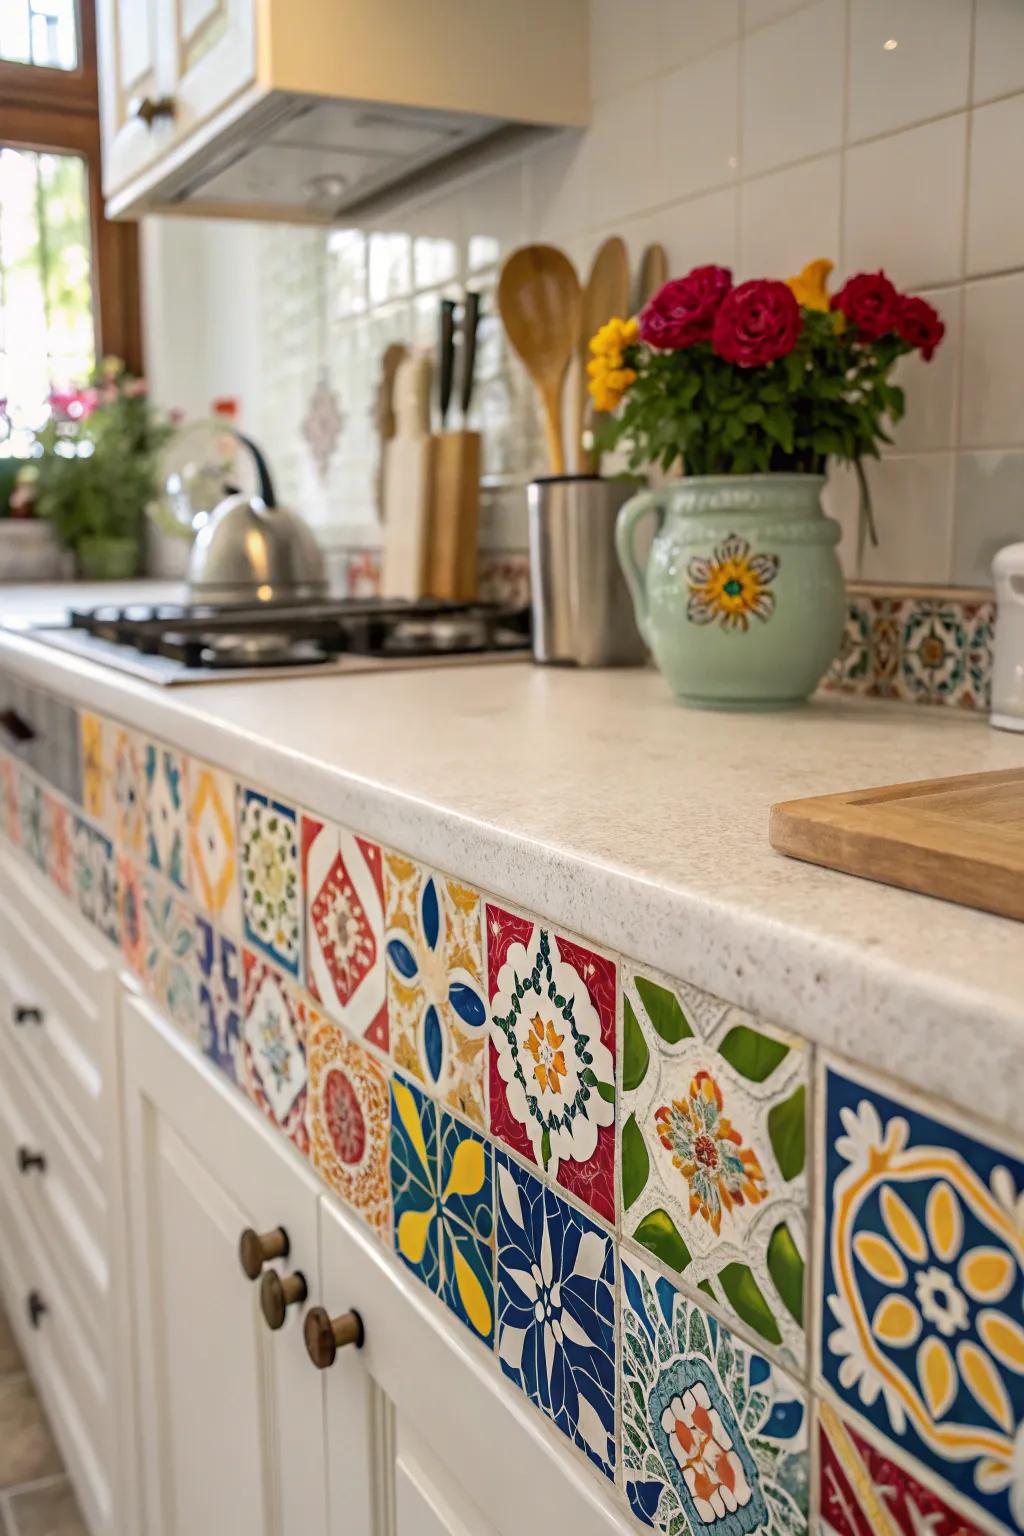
[144,741,188,890]
[196,917,242,1083]
[143,872,197,1038]
[239,788,301,977]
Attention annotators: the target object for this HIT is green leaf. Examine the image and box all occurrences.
[633,1208,692,1272]
[540,1127,551,1168]
[698,1279,716,1301]
[767,1222,805,1325]
[622,998,650,1092]
[635,976,692,1045]
[762,407,794,454]
[717,1263,782,1347]
[596,1079,615,1104]
[739,403,764,423]
[621,1114,650,1210]
[717,1024,789,1082]
[767,1085,806,1181]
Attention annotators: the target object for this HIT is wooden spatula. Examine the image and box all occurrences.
[498,245,581,474]
[577,236,632,470]
[635,243,668,313]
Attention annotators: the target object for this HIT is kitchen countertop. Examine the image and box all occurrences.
[1,597,1023,1137]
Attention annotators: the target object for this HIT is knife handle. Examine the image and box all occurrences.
[438,299,456,430]
[460,291,480,422]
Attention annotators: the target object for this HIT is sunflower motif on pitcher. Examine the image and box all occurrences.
[687,535,779,632]
[656,1070,768,1235]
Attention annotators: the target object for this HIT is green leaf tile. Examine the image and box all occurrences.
[767,1084,806,1180]
[633,1208,692,1272]
[717,1262,782,1347]
[767,1221,804,1326]
[621,1112,650,1210]
[718,1023,789,1082]
[635,975,692,1044]
[622,998,650,1091]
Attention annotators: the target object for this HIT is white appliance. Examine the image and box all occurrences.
[991,541,1024,732]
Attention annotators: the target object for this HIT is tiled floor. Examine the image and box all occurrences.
[0,1305,87,1536]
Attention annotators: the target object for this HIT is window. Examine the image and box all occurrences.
[0,0,140,455]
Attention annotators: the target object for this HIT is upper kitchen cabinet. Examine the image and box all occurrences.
[95,0,590,221]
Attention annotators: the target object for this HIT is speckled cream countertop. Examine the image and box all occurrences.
[1,606,1023,1134]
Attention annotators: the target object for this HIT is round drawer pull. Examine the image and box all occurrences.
[17,1147,46,1175]
[27,1290,47,1329]
[260,1270,307,1331]
[238,1226,289,1280]
[304,1307,363,1369]
[13,1005,43,1026]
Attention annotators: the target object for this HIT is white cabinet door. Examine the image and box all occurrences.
[317,1196,632,1536]
[158,0,255,148]
[122,993,328,1536]
[96,0,174,193]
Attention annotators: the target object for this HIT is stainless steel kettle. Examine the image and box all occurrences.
[187,436,327,604]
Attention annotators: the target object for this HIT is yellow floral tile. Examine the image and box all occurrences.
[187,760,240,935]
[80,712,107,824]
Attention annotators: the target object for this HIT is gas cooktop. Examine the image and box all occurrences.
[24,597,532,686]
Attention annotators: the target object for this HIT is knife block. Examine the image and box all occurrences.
[426,430,481,601]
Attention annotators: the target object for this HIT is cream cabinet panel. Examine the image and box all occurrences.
[159,0,255,151]
[97,0,173,194]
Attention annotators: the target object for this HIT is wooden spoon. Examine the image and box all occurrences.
[635,242,669,313]
[498,245,581,475]
[577,236,632,470]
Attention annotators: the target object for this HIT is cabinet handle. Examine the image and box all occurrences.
[0,709,35,744]
[259,1270,307,1331]
[12,1005,43,1027]
[27,1290,47,1329]
[132,94,176,127]
[304,1307,364,1369]
[17,1147,46,1175]
[238,1226,289,1280]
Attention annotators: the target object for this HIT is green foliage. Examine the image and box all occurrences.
[635,975,692,1044]
[604,309,909,475]
[634,1208,692,1272]
[717,1023,790,1083]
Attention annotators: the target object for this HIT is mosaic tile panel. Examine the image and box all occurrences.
[391,1075,494,1343]
[79,712,106,823]
[620,967,808,1369]
[187,760,240,935]
[302,814,386,1049]
[496,1151,616,1478]
[18,773,44,872]
[818,1399,985,1535]
[819,1061,1024,1533]
[143,873,197,1039]
[118,854,146,974]
[43,794,72,898]
[242,950,308,1155]
[384,853,487,1126]
[306,1010,390,1238]
[621,1251,809,1533]
[824,589,996,711]
[239,790,301,977]
[110,726,145,858]
[144,742,188,890]
[487,905,616,1226]
[196,918,242,1082]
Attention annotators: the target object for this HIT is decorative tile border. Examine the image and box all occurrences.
[824,584,995,710]
[0,677,1020,1536]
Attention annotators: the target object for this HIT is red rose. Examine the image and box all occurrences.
[896,295,945,361]
[831,270,900,340]
[639,265,732,349]
[711,279,802,367]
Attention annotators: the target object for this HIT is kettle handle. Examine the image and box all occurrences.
[233,431,276,508]
[615,489,663,648]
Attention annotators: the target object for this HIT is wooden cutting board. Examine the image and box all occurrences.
[769,767,1024,922]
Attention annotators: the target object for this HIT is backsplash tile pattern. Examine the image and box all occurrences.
[4,681,1024,1534]
[824,585,996,710]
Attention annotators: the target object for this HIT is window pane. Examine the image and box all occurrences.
[0,0,78,69]
[0,147,95,455]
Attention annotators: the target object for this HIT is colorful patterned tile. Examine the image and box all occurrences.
[384,853,487,1125]
[620,966,808,1369]
[241,951,308,1154]
[963,600,996,713]
[43,795,72,898]
[110,726,145,858]
[496,1151,616,1477]
[306,1010,390,1237]
[818,1399,985,1535]
[302,814,386,1048]
[144,742,188,889]
[118,854,146,974]
[487,905,616,1225]
[79,712,106,823]
[819,1060,1024,1533]
[622,1250,809,1532]
[143,872,197,1038]
[390,1075,495,1342]
[18,773,44,871]
[0,752,15,842]
[187,761,241,935]
[196,918,242,1083]
[898,602,967,706]
[239,790,301,977]
[72,817,98,926]
[826,599,873,695]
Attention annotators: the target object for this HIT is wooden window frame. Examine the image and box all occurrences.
[0,0,142,376]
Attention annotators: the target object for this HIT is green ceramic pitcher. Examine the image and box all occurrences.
[615,473,846,709]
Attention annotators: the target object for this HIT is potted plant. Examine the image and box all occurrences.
[592,260,944,708]
[31,360,174,580]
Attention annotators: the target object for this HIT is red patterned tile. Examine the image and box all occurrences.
[301,814,388,1051]
[242,951,309,1156]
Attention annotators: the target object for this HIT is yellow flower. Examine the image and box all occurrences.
[587,315,639,411]
[786,258,834,312]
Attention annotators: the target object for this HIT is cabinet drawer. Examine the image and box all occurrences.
[0,681,80,802]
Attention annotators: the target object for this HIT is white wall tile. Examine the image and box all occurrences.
[953,450,1024,585]
[737,154,840,279]
[966,95,1024,277]
[972,0,1024,104]
[847,0,971,141]
[961,273,1024,447]
[648,186,740,274]
[658,45,739,201]
[741,0,845,175]
[585,81,662,226]
[843,115,967,288]
[887,286,962,453]
[590,0,663,99]
[743,0,817,29]
[526,131,590,246]
[661,0,740,68]
[859,454,955,582]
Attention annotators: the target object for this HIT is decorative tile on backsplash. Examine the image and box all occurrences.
[239,789,301,977]
[73,816,117,937]
[385,853,487,1127]
[819,1059,1024,1534]
[143,872,197,1038]
[118,853,146,974]
[620,967,808,1369]
[305,1008,390,1238]
[302,814,387,1049]
[196,918,242,1084]
[110,726,145,858]
[620,1252,809,1533]
[18,774,44,872]
[824,586,995,710]
[80,712,106,823]
[496,1151,616,1478]
[43,794,71,899]
[187,761,240,935]
[487,905,617,1226]
[0,754,16,843]
[144,742,188,889]
[242,950,308,1154]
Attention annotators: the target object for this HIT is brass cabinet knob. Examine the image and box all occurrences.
[260,1270,307,1331]
[17,1147,46,1175]
[12,1005,43,1026]
[304,1307,363,1369]
[131,94,176,126]
[238,1226,289,1280]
